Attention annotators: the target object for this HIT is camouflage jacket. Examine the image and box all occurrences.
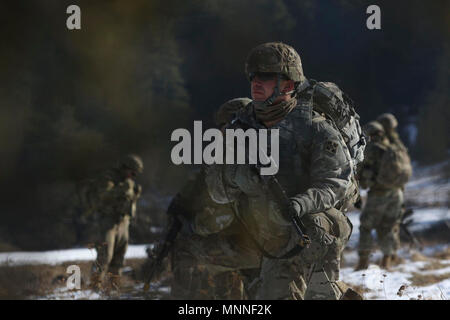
[387,131,408,152]
[86,168,141,224]
[359,137,390,192]
[367,130,411,191]
[204,100,354,254]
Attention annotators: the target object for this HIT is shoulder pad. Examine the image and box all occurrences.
[216,97,252,127]
[226,97,252,107]
[315,81,344,102]
[311,110,327,123]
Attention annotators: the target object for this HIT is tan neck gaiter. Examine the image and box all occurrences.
[254,98,297,123]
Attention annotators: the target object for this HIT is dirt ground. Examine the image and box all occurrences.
[0,259,157,300]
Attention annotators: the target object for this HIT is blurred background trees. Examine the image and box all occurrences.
[0,0,448,250]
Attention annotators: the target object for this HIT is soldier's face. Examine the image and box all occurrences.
[250,73,293,102]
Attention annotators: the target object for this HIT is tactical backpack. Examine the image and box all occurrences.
[75,178,102,223]
[376,142,412,189]
[298,80,366,209]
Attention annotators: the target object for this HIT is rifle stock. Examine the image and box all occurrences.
[400,208,422,249]
[143,217,182,292]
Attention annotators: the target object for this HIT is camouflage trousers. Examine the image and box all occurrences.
[92,215,130,282]
[256,208,353,300]
[359,188,403,256]
[170,221,261,299]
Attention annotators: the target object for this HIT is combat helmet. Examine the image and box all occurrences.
[245,42,305,83]
[363,121,385,137]
[120,154,144,174]
[377,113,398,131]
[245,42,306,105]
[215,97,252,128]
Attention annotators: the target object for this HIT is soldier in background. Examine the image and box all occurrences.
[377,113,407,150]
[87,154,144,290]
[356,119,411,270]
[376,113,412,263]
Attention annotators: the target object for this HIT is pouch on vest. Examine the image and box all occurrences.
[376,143,412,189]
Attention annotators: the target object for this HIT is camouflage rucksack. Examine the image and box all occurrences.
[298,80,366,208]
[75,170,116,222]
[75,178,102,223]
[376,141,412,189]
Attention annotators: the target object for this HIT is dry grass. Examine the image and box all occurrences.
[0,258,148,299]
[409,247,450,271]
[407,248,450,288]
[419,260,449,271]
[433,246,450,260]
[350,284,372,296]
[410,251,430,262]
[409,272,450,287]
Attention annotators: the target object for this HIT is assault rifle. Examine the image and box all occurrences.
[260,173,311,248]
[254,147,310,255]
[400,208,423,249]
[143,208,183,292]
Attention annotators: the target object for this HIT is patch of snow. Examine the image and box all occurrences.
[37,287,101,300]
[150,227,163,234]
[408,207,449,231]
[422,244,449,256]
[0,244,153,267]
[341,244,450,300]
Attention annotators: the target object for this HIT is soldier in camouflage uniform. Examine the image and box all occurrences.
[377,113,410,265]
[355,120,405,270]
[89,154,144,289]
[377,113,405,150]
[203,42,360,300]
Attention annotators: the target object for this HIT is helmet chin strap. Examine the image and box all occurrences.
[262,75,280,106]
[262,74,295,107]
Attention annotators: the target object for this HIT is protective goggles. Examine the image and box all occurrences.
[248,72,280,82]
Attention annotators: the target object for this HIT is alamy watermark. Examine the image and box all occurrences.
[66,5,81,30]
[66,264,81,290]
[366,5,381,30]
[170,121,279,175]
[65,5,379,31]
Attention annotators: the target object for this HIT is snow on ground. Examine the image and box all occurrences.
[0,244,153,267]
[33,278,171,300]
[341,161,450,300]
[27,203,449,300]
[404,160,449,206]
[341,248,450,300]
[341,206,449,300]
[4,207,448,299]
[39,287,102,300]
